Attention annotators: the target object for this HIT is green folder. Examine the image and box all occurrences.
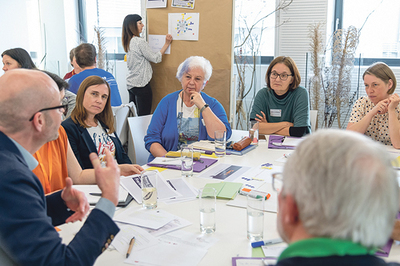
[204,182,242,199]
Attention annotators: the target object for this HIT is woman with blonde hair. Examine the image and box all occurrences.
[347,62,400,147]
[63,76,140,170]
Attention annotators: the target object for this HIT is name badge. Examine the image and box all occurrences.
[270,109,282,117]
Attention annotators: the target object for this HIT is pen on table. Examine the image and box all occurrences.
[239,190,271,200]
[283,153,291,158]
[251,238,283,248]
[126,236,135,258]
[193,149,213,155]
[89,192,102,196]
[377,248,388,254]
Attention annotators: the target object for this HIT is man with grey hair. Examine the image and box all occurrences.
[0,69,120,265]
[275,129,400,265]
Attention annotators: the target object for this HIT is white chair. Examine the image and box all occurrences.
[310,110,318,133]
[127,115,152,166]
[113,102,138,146]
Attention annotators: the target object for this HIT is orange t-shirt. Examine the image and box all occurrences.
[33,126,69,194]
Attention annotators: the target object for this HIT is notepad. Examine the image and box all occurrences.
[204,182,242,199]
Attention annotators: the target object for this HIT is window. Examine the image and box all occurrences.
[341,0,400,63]
[83,0,142,56]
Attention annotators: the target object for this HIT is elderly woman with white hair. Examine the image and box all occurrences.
[144,56,232,162]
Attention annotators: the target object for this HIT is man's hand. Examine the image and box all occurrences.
[61,177,90,223]
[90,149,120,206]
[119,164,144,176]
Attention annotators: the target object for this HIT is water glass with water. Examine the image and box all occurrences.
[181,144,193,177]
[247,195,264,241]
[199,187,217,234]
[249,120,259,146]
[141,170,158,209]
[214,130,226,157]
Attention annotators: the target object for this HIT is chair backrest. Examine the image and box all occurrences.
[127,115,152,166]
[113,102,138,146]
[310,110,318,133]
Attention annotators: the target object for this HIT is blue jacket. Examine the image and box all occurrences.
[68,68,122,107]
[0,131,119,265]
[62,118,131,169]
[144,90,232,162]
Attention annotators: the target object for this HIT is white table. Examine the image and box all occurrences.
[58,136,400,265]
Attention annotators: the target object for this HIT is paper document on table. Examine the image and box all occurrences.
[151,157,181,166]
[144,216,192,237]
[111,223,159,253]
[114,208,175,229]
[159,230,219,250]
[163,178,198,204]
[282,137,304,147]
[125,240,207,266]
[232,257,277,266]
[72,184,129,205]
[197,163,251,182]
[120,172,181,204]
[262,243,287,258]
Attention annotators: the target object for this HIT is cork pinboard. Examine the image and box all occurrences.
[146,1,233,117]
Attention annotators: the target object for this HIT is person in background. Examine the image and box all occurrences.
[145,56,232,162]
[35,71,142,194]
[63,76,134,169]
[250,56,310,137]
[1,49,76,118]
[122,14,172,115]
[2,47,37,72]
[68,43,122,107]
[63,48,81,80]
[0,69,120,265]
[347,62,400,148]
[274,129,399,265]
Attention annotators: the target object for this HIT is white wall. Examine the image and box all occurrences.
[0,0,38,74]
[0,0,80,77]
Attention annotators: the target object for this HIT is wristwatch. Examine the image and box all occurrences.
[200,104,209,113]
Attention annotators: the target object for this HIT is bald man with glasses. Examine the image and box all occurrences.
[0,69,120,265]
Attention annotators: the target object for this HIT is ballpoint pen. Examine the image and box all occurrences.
[251,238,283,248]
[126,237,135,258]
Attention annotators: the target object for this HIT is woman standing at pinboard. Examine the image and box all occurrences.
[122,14,172,115]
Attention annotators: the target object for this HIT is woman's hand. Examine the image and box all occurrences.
[189,92,206,109]
[119,164,144,176]
[255,111,268,123]
[371,99,389,115]
[165,34,173,45]
[388,94,400,112]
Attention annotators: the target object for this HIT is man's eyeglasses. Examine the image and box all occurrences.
[29,104,68,121]
[272,173,283,192]
[270,72,293,81]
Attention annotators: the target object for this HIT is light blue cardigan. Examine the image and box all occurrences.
[144,90,232,162]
